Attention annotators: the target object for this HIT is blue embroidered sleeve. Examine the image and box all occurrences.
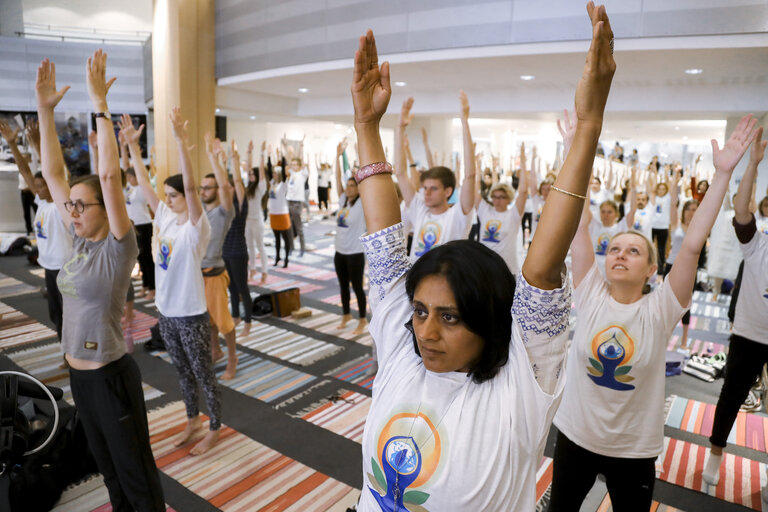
[360,223,411,311]
[512,272,571,344]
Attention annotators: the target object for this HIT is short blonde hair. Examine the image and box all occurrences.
[489,183,514,200]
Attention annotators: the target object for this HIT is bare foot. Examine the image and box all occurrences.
[336,314,353,330]
[145,290,155,301]
[241,323,251,336]
[174,417,202,447]
[190,429,220,456]
[221,358,238,380]
[211,345,225,363]
[260,272,268,285]
[352,318,368,335]
[233,317,242,328]
[248,270,257,281]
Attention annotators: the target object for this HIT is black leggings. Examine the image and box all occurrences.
[273,228,292,263]
[135,223,155,290]
[224,253,252,323]
[710,334,768,447]
[44,268,63,340]
[652,228,668,275]
[334,252,366,318]
[548,430,656,512]
[662,262,691,325]
[21,188,37,234]
[69,355,165,512]
[317,186,329,210]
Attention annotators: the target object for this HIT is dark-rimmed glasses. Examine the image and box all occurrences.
[63,200,102,213]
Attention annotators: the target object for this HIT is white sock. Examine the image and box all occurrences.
[702,452,723,486]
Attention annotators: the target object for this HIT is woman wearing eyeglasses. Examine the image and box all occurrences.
[36,52,164,510]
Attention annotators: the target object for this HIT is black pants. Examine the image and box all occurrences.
[317,186,329,210]
[288,200,305,253]
[652,228,668,275]
[521,211,532,235]
[44,268,63,340]
[468,220,480,242]
[224,253,252,323]
[69,355,165,512]
[20,189,37,234]
[273,229,292,263]
[548,430,656,512]
[662,262,691,325]
[334,252,366,317]
[710,334,768,447]
[135,223,155,290]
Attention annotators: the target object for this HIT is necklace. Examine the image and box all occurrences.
[391,378,469,511]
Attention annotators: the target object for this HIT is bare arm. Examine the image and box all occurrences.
[395,98,417,206]
[205,133,234,211]
[170,108,204,225]
[421,127,434,169]
[570,198,596,287]
[231,140,246,206]
[734,126,765,224]
[669,168,680,230]
[624,165,637,227]
[119,114,159,213]
[459,90,475,215]
[668,115,758,306]
[515,168,528,216]
[0,120,37,194]
[523,2,615,290]
[334,139,347,195]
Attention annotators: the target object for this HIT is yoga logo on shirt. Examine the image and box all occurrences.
[369,412,440,511]
[763,287,768,300]
[595,233,611,255]
[481,220,502,243]
[587,325,636,391]
[633,211,647,231]
[158,237,173,270]
[57,252,89,298]
[337,207,350,228]
[35,214,46,239]
[415,222,441,257]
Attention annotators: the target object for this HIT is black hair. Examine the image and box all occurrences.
[125,167,136,176]
[164,174,185,196]
[343,177,359,207]
[420,166,456,196]
[405,240,515,383]
[247,167,260,199]
[204,173,216,180]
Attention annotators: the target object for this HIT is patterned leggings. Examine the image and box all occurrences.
[158,313,222,430]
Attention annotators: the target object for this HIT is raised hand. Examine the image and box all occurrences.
[519,142,526,171]
[557,109,577,155]
[118,114,144,145]
[573,2,615,126]
[400,97,414,128]
[337,138,348,157]
[88,130,98,149]
[169,108,189,142]
[86,49,116,108]
[0,119,20,144]
[748,126,766,166]
[247,140,254,154]
[26,119,41,155]
[711,114,758,175]
[459,90,470,120]
[35,59,70,110]
[351,30,391,126]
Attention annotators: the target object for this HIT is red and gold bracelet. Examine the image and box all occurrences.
[354,161,393,184]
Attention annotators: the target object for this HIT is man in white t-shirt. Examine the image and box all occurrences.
[631,191,654,241]
[286,158,309,256]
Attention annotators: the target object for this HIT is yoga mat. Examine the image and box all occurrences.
[124,310,158,344]
[0,300,57,351]
[327,355,376,390]
[0,272,37,298]
[237,321,344,366]
[51,474,176,512]
[595,495,681,512]
[298,389,371,443]
[280,307,373,347]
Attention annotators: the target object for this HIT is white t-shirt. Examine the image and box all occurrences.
[530,195,545,236]
[554,263,687,458]
[153,202,211,318]
[630,205,654,241]
[477,201,521,274]
[124,184,153,225]
[407,194,473,262]
[34,199,72,271]
[756,214,768,236]
[335,193,366,255]
[589,216,632,274]
[733,227,768,343]
[268,181,289,215]
[358,223,571,512]
[589,187,612,217]
[286,169,308,202]
[652,194,671,229]
[318,168,332,188]
[247,181,267,221]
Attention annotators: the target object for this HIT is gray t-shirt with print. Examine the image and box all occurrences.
[57,226,138,363]
[201,204,235,268]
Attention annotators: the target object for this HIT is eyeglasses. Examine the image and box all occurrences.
[63,200,102,213]
[198,185,218,191]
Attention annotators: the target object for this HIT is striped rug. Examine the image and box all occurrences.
[154,349,318,404]
[148,401,358,511]
[29,268,46,278]
[659,437,767,510]
[250,275,323,294]
[280,307,373,347]
[666,336,726,355]
[595,495,681,511]
[236,321,344,366]
[297,390,370,443]
[0,272,37,298]
[0,300,57,351]
[666,395,768,451]
[271,263,338,281]
[51,475,176,512]
[319,293,370,316]
[327,355,376,390]
[124,310,158,344]
[8,342,163,405]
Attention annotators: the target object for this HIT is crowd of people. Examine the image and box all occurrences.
[0,2,767,511]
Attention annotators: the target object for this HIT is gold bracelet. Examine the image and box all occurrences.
[551,185,587,200]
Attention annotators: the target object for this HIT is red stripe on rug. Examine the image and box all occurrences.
[257,471,329,512]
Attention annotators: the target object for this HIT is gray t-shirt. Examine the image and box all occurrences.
[201,204,235,268]
[57,226,138,363]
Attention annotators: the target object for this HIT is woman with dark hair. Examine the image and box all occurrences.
[333,139,368,334]
[350,4,615,508]
[269,156,293,267]
[246,141,268,284]
[548,114,758,511]
[37,53,164,510]
[122,111,222,456]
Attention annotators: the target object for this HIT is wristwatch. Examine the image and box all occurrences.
[94,111,112,121]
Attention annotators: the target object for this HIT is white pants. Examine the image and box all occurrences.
[245,217,268,274]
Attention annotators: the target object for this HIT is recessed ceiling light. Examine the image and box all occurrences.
[215,108,221,113]
[685,68,703,75]
[250,115,256,120]
[520,75,535,81]
[674,126,680,131]
[394,81,407,87]
[298,87,309,93]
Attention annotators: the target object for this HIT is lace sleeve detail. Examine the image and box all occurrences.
[512,271,571,344]
[360,223,411,310]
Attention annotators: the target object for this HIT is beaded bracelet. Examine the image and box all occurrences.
[354,161,393,184]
